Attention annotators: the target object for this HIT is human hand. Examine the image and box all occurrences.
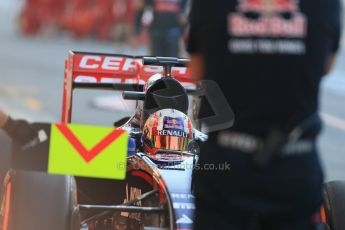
[0,110,9,128]
[1,115,37,146]
[178,13,188,27]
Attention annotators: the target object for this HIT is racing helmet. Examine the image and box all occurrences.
[142,109,193,155]
[142,76,189,128]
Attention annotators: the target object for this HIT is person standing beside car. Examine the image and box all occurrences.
[135,0,189,57]
[188,0,342,229]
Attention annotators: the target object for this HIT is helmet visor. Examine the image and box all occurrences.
[151,134,190,151]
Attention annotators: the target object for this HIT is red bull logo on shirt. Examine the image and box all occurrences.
[154,0,182,13]
[230,0,306,38]
[238,0,298,12]
[228,0,307,55]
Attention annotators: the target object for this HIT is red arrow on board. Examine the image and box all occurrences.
[55,124,125,163]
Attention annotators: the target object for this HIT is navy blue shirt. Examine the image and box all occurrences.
[188,0,342,136]
[145,0,188,29]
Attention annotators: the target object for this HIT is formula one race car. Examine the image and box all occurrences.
[1,52,344,230]
[0,52,233,230]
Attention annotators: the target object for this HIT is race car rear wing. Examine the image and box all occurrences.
[62,51,194,123]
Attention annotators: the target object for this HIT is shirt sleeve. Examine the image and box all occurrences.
[187,0,206,54]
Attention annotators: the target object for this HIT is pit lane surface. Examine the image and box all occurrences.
[0,2,345,181]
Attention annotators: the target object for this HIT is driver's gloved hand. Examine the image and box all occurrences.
[2,116,37,146]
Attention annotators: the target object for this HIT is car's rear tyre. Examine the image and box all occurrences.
[1,170,79,230]
[324,180,345,230]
